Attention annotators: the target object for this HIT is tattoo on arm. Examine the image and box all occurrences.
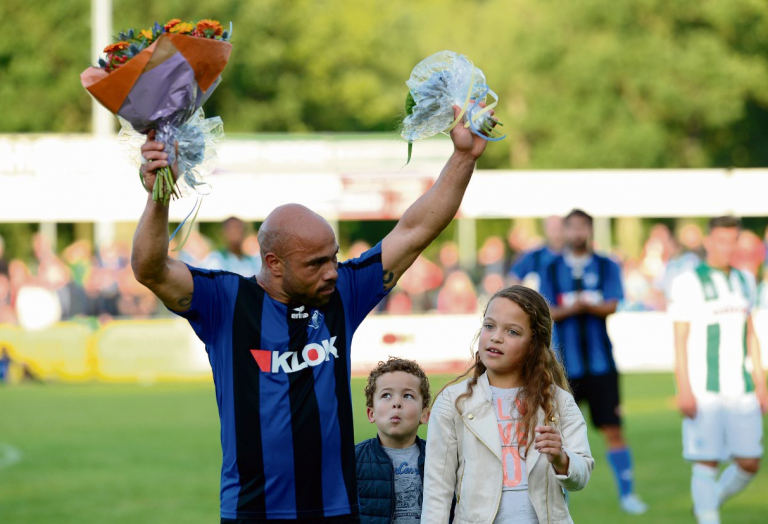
[383,269,395,288]
[178,294,192,308]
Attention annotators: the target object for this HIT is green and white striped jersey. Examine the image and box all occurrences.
[668,263,757,397]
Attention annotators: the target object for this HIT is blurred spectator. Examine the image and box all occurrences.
[656,225,704,304]
[116,266,159,318]
[208,217,262,277]
[396,255,444,312]
[622,259,653,311]
[0,274,15,324]
[62,240,92,287]
[732,229,765,276]
[478,273,505,309]
[679,223,705,258]
[0,235,8,276]
[508,215,564,291]
[640,224,674,282]
[82,267,120,321]
[346,240,371,260]
[438,241,461,275]
[477,235,506,278]
[385,290,413,315]
[436,270,478,314]
[179,230,218,269]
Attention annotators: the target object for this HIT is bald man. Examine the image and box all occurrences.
[132,107,492,524]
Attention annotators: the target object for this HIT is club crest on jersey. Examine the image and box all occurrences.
[291,305,309,319]
[250,337,339,373]
[583,272,599,288]
[309,310,323,329]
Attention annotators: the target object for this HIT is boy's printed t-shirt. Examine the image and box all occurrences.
[382,443,422,523]
[172,243,390,521]
[668,263,757,397]
[490,386,538,524]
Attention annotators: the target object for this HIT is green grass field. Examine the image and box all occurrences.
[1,373,766,523]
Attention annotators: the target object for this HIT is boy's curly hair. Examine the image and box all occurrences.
[364,357,431,410]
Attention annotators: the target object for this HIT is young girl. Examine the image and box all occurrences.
[422,285,593,523]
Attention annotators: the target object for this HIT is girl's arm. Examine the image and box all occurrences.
[421,390,459,522]
[554,391,595,492]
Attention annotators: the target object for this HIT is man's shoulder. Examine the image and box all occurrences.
[591,252,621,269]
[339,242,384,271]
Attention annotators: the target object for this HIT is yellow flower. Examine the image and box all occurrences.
[169,22,194,34]
[196,19,223,36]
[103,41,129,54]
[140,29,153,41]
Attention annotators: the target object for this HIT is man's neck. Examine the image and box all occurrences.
[255,273,291,304]
[706,258,731,275]
[379,433,418,449]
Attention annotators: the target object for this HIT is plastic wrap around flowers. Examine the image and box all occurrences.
[401,51,506,163]
[119,108,223,199]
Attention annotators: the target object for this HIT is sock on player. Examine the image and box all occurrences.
[717,463,755,508]
[692,463,719,523]
[607,447,635,499]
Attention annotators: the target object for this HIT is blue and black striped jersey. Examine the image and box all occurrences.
[539,253,624,379]
[174,242,390,520]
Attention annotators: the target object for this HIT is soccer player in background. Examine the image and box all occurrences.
[132,104,494,524]
[539,209,648,515]
[669,216,767,524]
[508,215,564,291]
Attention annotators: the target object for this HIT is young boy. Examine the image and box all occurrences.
[356,357,431,524]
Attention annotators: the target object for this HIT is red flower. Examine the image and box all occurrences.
[164,18,181,32]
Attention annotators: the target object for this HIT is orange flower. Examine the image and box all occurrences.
[103,41,129,54]
[196,19,224,37]
[164,18,181,31]
[169,22,194,34]
[140,29,153,41]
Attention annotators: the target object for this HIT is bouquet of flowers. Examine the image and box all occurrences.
[401,50,505,163]
[80,19,233,219]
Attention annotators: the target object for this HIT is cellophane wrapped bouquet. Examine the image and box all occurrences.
[401,50,505,163]
[80,19,233,241]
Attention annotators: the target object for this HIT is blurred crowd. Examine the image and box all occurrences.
[2,217,768,328]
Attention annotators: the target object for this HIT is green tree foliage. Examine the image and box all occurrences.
[2,0,768,169]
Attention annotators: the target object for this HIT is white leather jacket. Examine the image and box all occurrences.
[422,373,594,523]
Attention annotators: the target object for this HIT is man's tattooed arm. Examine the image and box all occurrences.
[383,268,395,290]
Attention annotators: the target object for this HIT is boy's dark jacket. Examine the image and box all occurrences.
[355,435,426,524]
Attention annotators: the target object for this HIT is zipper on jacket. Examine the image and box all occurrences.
[463,415,502,521]
[456,459,465,505]
[390,462,396,524]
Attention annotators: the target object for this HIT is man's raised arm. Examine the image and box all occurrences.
[131,131,193,312]
[381,105,491,288]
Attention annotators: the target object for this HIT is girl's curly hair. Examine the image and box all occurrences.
[435,285,570,456]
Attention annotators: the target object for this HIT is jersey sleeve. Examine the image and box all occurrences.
[603,258,624,302]
[169,265,240,346]
[335,241,391,332]
[667,271,701,323]
[509,251,535,280]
